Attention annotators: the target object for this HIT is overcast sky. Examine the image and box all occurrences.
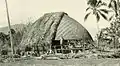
[0,0,110,39]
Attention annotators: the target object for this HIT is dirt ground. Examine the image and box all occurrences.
[0,59,120,66]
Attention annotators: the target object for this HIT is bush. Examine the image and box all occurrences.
[13,54,21,58]
[111,53,120,58]
[1,49,8,55]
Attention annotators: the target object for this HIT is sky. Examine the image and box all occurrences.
[0,0,110,39]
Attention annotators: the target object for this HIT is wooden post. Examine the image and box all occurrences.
[60,37,63,54]
[54,46,57,54]
[5,0,14,55]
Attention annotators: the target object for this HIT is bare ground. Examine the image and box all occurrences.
[0,59,120,66]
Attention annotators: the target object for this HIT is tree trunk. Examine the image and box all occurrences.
[96,22,100,49]
[114,37,116,48]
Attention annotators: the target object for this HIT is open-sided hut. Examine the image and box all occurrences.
[20,12,93,54]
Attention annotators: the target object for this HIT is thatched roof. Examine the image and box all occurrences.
[20,12,93,47]
[55,13,92,40]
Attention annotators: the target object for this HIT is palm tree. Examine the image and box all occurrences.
[84,0,109,48]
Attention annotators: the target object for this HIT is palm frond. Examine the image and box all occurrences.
[108,3,112,8]
[87,0,97,7]
[100,2,107,6]
[84,12,91,21]
[100,9,109,14]
[95,13,100,22]
[86,7,91,11]
[98,11,108,21]
[113,0,117,11]
[109,15,114,21]
[96,0,102,7]
[108,0,113,8]
[97,1,107,8]
[115,10,118,17]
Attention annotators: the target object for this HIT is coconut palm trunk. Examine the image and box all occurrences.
[5,0,14,55]
[117,0,119,16]
[96,22,100,48]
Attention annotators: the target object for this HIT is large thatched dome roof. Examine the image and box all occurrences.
[20,12,93,46]
[55,13,92,40]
